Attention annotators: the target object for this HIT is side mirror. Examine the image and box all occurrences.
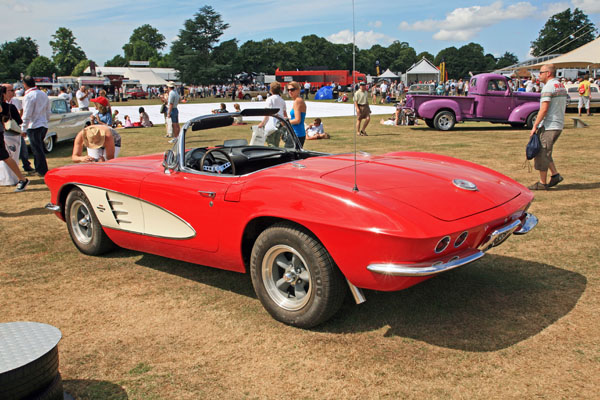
[163,150,177,173]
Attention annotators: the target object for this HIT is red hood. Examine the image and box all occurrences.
[319,154,522,221]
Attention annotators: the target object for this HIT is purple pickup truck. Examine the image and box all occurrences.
[406,73,540,131]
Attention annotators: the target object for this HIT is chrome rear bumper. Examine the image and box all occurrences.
[367,213,537,277]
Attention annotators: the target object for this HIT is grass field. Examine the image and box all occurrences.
[1,114,599,399]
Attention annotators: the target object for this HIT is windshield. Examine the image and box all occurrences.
[169,109,317,176]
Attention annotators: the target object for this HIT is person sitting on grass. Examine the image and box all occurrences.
[232,103,246,125]
[139,107,153,127]
[123,115,133,128]
[212,103,228,114]
[306,118,329,140]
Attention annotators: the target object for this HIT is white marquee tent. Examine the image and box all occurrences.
[404,58,440,84]
[529,37,600,69]
[378,69,399,79]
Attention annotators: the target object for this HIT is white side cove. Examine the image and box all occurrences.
[77,185,195,239]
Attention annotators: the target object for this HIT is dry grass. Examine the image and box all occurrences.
[1,113,599,399]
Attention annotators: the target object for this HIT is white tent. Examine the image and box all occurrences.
[404,58,440,84]
[378,69,399,79]
[530,37,600,69]
[123,69,168,86]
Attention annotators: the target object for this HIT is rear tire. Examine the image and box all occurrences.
[250,223,345,328]
[526,111,538,130]
[43,135,55,154]
[65,189,115,255]
[433,110,455,131]
[425,119,435,128]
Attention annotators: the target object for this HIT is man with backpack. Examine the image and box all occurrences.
[578,76,592,116]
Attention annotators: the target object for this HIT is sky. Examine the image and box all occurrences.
[1,0,599,69]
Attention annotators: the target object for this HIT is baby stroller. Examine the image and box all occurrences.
[401,107,416,126]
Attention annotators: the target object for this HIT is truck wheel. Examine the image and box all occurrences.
[433,111,455,131]
[526,111,538,130]
[425,119,435,128]
[244,94,251,100]
[250,223,346,328]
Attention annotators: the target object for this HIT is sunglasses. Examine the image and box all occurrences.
[287,87,297,91]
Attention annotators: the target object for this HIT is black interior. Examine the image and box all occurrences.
[184,143,320,176]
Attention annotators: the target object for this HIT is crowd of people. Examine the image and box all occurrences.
[2,66,597,193]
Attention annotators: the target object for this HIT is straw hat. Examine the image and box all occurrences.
[83,126,106,149]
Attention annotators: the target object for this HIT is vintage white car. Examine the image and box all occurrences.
[565,83,600,110]
[23,97,93,153]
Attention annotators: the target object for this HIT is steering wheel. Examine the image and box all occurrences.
[200,148,236,175]
[185,148,214,169]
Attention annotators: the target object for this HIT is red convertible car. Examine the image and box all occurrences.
[44,109,538,328]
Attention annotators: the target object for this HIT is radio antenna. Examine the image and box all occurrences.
[352,0,359,192]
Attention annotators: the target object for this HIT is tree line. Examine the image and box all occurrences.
[0,6,596,84]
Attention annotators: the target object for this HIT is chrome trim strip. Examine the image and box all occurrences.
[45,203,61,212]
[346,279,366,304]
[367,251,485,277]
[477,219,522,251]
[514,213,538,235]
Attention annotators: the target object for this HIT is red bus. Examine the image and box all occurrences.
[275,68,366,91]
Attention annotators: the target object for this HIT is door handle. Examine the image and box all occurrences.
[198,191,216,199]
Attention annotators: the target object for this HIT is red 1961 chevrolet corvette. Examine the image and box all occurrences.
[44,109,537,328]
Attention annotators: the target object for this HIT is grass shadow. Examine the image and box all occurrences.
[128,252,256,299]
[63,379,128,400]
[552,182,600,190]
[0,207,54,218]
[321,254,586,352]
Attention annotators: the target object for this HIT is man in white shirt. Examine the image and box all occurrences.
[22,76,51,176]
[76,85,90,110]
[528,64,567,190]
[304,81,311,100]
[58,87,70,102]
[379,81,388,103]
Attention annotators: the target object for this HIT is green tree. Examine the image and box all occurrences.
[104,54,127,67]
[416,51,435,62]
[25,56,57,77]
[495,52,519,69]
[123,24,166,61]
[171,5,229,83]
[387,41,416,73]
[49,27,86,76]
[0,37,39,81]
[71,59,92,76]
[531,8,597,57]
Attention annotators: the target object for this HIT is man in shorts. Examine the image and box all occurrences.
[528,63,567,190]
[577,76,592,116]
[166,82,180,143]
[354,82,371,136]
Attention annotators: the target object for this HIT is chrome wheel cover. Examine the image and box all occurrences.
[262,245,312,311]
[438,113,453,129]
[69,199,93,245]
[44,136,53,152]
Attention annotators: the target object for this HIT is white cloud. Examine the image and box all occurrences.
[399,1,537,41]
[369,20,383,28]
[542,2,571,17]
[572,0,600,14]
[326,29,394,49]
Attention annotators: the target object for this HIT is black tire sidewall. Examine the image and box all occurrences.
[526,111,538,130]
[250,224,344,328]
[65,189,113,256]
[434,110,455,131]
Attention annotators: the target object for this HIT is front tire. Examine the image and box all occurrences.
[65,189,115,255]
[526,111,538,130]
[250,223,346,328]
[433,110,455,131]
